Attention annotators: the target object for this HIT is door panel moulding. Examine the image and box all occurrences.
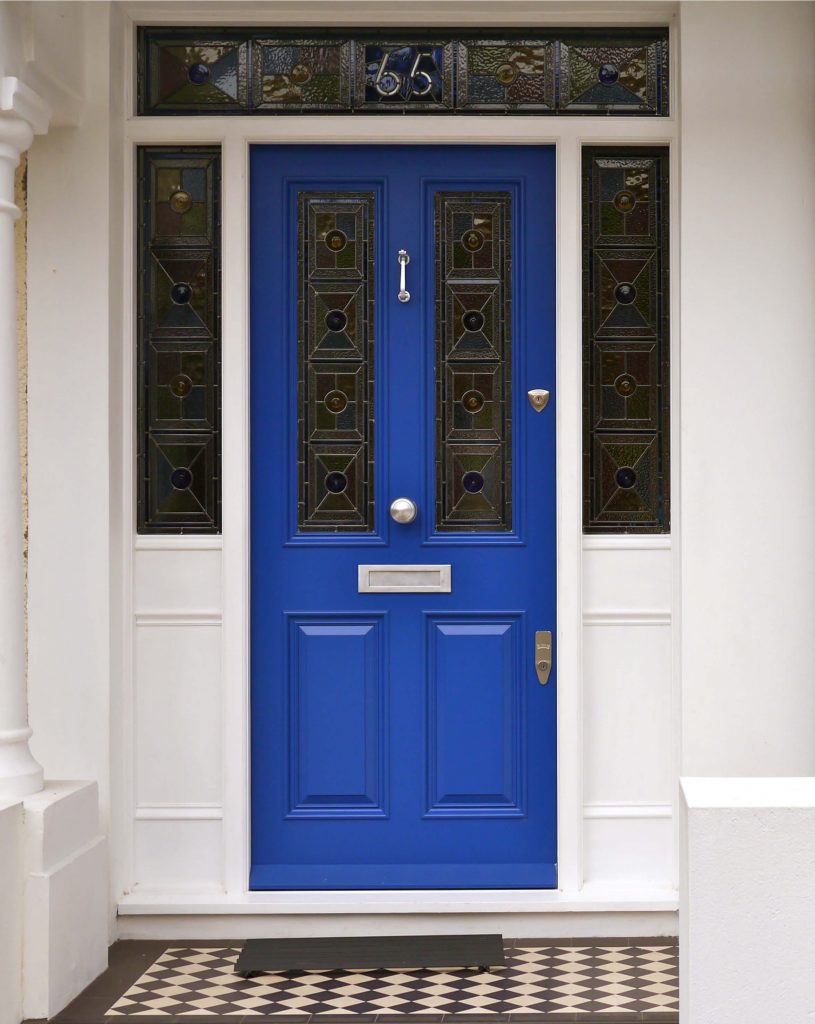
[115,9,680,916]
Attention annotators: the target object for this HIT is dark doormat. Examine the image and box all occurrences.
[235,933,505,977]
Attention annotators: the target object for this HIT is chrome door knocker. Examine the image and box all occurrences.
[397,249,411,303]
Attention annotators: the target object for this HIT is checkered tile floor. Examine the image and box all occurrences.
[106,943,678,1016]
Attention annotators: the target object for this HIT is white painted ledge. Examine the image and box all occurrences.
[680,777,815,1024]
[119,883,678,916]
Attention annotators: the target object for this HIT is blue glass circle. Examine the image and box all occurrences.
[325,471,348,494]
[615,467,637,489]
[188,63,210,85]
[462,471,485,493]
[598,63,619,85]
[325,309,348,332]
[170,282,193,305]
[462,310,485,333]
[171,467,192,490]
[614,282,637,305]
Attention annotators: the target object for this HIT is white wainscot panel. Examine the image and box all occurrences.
[135,624,223,805]
[583,623,673,805]
[584,815,673,886]
[134,819,223,892]
[135,548,222,613]
[583,544,672,613]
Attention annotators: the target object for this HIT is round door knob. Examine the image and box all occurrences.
[390,497,418,524]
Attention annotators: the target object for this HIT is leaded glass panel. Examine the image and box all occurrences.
[298,193,375,532]
[582,148,669,533]
[138,147,221,533]
[436,192,512,532]
[137,28,669,116]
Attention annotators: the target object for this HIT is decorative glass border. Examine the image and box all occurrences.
[137,146,222,533]
[582,146,670,533]
[137,28,669,116]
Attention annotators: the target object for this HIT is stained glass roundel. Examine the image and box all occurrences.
[325,390,348,413]
[325,471,348,494]
[598,63,619,85]
[171,466,193,489]
[325,309,348,332]
[615,466,637,489]
[614,282,636,305]
[169,190,193,214]
[291,63,312,85]
[613,190,636,213]
[462,230,484,252]
[462,390,485,413]
[496,63,518,85]
[325,229,347,251]
[170,373,193,398]
[170,282,193,304]
[462,310,485,332]
[462,471,485,493]
[188,63,210,85]
[614,373,637,397]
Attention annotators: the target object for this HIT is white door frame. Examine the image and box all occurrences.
[117,1,680,917]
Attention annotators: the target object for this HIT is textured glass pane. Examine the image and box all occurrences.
[299,194,375,532]
[138,147,221,533]
[456,41,554,110]
[252,40,351,110]
[582,148,669,533]
[140,33,249,112]
[559,33,668,114]
[138,28,669,116]
[436,193,512,532]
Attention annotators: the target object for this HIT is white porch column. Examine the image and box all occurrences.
[0,78,49,798]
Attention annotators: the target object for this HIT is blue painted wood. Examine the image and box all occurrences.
[250,145,556,889]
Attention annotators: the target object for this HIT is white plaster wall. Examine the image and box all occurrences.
[679,2,815,775]
[0,800,23,1024]
[25,2,123,940]
[680,778,815,1023]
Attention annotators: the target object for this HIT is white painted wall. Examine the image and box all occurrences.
[679,1,815,776]
[25,1,123,940]
[0,800,23,1024]
[680,778,815,1023]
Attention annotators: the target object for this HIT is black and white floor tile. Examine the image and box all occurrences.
[106,944,678,1017]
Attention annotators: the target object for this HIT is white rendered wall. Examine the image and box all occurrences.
[26,2,123,939]
[680,778,815,1023]
[679,2,815,775]
[0,800,23,1024]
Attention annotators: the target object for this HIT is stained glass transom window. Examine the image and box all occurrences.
[138,29,668,116]
[298,193,375,532]
[436,192,512,532]
[582,147,670,533]
[137,146,221,533]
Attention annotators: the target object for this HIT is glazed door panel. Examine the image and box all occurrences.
[250,145,556,889]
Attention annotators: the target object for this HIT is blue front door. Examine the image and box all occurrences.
[250,145,556,889]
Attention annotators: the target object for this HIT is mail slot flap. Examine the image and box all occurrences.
[358,564,452,594]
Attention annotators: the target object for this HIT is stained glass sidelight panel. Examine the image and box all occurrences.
[582,148,669,532]
[436,192,512,532]
[137,28,669,116]
[138,147,221,532]
[298,193,375,532]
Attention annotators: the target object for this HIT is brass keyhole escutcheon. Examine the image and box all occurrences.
[527,389,550,413]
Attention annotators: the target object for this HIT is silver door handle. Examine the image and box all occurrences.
[397,249,410,303]
[390,497,418,523]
